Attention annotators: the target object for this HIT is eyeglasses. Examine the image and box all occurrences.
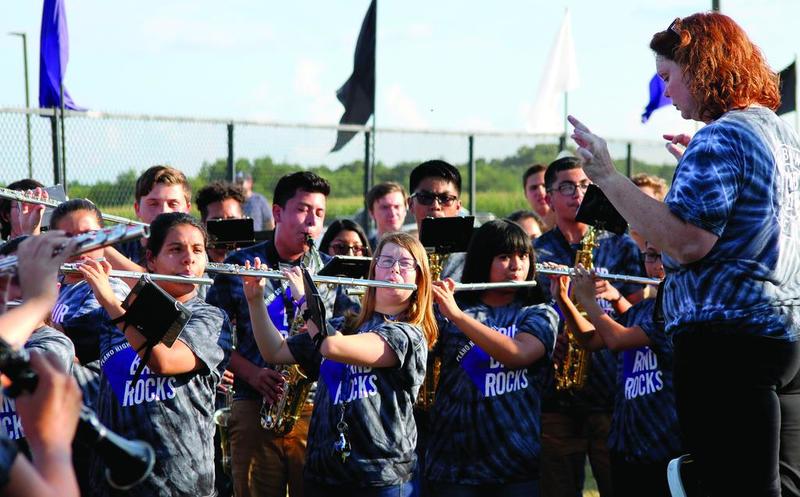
[375,255,417,271]
[330,243,364,256]
[410,191,458,207]
[642,252,662,263]
[550,182,590,197]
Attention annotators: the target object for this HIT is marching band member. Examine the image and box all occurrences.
[0,237,75,452]
[534,156,645,497]
[48,200,132,496]
[207,171,337,497]
[426,219,558,496]
[552,242,681,497]
[243,231,437,497]
[571,12,800,496]
[80,212,232,497]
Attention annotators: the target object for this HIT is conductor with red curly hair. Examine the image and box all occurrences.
[569,12,800,497]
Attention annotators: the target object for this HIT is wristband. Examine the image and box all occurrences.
[294,295,306,308]
[311,329,326,352]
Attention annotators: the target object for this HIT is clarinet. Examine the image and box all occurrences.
[0,338,155,490]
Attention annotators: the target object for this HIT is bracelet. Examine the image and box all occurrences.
[293,295,306,308]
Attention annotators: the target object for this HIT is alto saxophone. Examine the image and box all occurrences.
[259,234,318,435]
[416,251,446,410]
[554,226,598,391]
[213,329,237,476]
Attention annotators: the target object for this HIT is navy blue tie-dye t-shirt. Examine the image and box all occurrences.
[287,314,427,487]
[608,299,682,464]
[662,107,800,340]
[425,300,558,484]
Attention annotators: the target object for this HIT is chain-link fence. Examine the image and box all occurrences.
[0,107,676,219]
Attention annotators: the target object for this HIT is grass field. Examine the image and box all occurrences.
[100,190,531,225]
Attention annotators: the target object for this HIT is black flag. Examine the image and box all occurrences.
[778,61,796,115]
[331,0,376,152]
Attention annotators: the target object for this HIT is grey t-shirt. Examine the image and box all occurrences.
[288,314,427,486]
[0,326,75,442]
[243,192,274,231]
[91,297,232,497]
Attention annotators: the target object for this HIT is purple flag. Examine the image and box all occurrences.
[641,74,671,123]
[39,0,82,109]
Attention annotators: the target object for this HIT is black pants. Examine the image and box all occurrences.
[673,327,800,497]
[609,452,672,497]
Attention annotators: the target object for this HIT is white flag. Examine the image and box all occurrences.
[528,9,580,133]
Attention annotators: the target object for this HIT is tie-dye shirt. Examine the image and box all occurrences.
[608,299,682,464]
[425,300,558,484]
[287,314,427,486]
[0,326,75,443]
[662,107,800,340]
[91,297,232,497]
[535,228,645,411]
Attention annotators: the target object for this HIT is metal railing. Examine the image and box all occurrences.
[0,107,675,220]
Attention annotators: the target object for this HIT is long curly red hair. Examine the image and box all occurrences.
[650,12,780,122]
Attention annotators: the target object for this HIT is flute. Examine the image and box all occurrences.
[0,186,148,227]
[206,262,417,291]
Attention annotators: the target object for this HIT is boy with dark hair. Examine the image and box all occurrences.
[534,156,645,497]
[196,181,246,223]
[507,209,544,240]
[522,163,555,232]
[365,181,407,247]
[207,171,335,497]
[407,160,465,281]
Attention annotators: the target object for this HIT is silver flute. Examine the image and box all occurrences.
[0,224,149,275]
[535,265,661,286]
[0,186,148,227]
[60,264,214,286]
[205,262,417,290]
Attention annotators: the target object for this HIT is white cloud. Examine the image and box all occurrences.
[293,58,342,124]
[384,84,430,128]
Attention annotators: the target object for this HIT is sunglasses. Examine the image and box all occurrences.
[330,243,365,256]
[410,191,458,207]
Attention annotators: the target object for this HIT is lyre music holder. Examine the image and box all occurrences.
[575,184,628,235]
[419,216,475,253]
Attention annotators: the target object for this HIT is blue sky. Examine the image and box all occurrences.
[1,1,799,178]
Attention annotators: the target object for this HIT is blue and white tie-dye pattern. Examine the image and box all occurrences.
[662,107,800,339]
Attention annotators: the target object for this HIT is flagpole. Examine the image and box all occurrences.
[60,81,67,194]
[795,54,798,133]
[563,91,568,151]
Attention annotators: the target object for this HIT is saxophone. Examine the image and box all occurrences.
[259,234,318,435]
[213,329,237,476]
[416,251,446,410]
[554,226,598,391]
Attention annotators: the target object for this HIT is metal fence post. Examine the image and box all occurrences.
[50,114,62,186]
[626,142,633,177]
[227,122,235,181]
[468,135,476,215]
[362,131,372,230]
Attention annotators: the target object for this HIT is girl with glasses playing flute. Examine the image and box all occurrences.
[242,231,436,497]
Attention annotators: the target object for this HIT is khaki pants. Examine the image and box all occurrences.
[230,399,312,497]
[539,411,613,497]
